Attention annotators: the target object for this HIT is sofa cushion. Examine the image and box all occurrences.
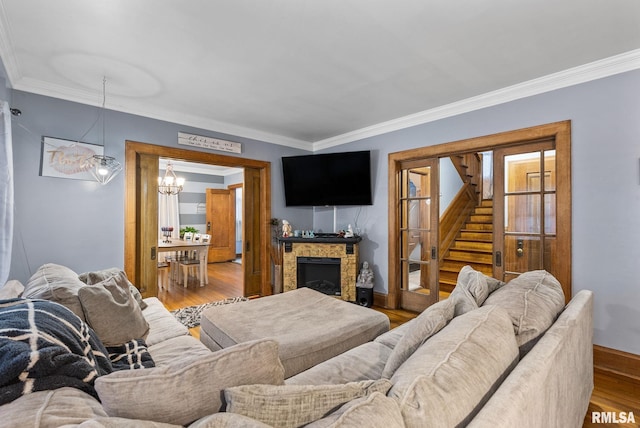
[189,413,273,428]
[23,263,87,321]
[142,297,189,346]
[483,269,565,355]
[374,318,415,350]
[381,298,455,379]
[306,392,405,428]
[224,379,392,428]
[142,297,190,346]
[0,280,24,299]
[147,334,212,367]
[388,305,519,428]
[449,265,505,316]
[78,267,147,310]
[286,342,392,386]
[0,387,106,428]
[77,276,150,346]
[75,417,181,427]
[95,339,285,426]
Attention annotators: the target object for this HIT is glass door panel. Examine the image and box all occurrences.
[399,160,439,311]
[495,141,557,282]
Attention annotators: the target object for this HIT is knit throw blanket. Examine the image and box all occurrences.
[0,298,153,405]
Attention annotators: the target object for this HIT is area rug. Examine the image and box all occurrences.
[171,297,248,328]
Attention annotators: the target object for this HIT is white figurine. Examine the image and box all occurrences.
[356,261,374,288]
[345,224,354,238]
[282,220,292,238]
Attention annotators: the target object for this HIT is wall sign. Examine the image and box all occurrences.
[40,136,103,181]
[178,132,242,154]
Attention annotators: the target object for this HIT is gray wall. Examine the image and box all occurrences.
[8,90,311,283]
[318,69,640,355]
[6,69,640,355]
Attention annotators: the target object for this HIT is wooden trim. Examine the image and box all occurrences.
[124,141,272,296]
[388,121,572,309]
[373,291,388,308]
[594,345,640,381]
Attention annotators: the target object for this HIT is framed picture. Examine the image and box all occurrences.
[40,136,103,181]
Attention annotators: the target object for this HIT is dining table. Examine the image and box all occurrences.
[158,238,210,287]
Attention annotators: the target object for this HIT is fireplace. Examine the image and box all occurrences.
[297,257,341,296]
[281,237,361,301]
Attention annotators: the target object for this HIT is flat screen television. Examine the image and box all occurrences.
[282,150,372,206]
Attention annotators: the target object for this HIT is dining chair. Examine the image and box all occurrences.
[157,261,170,290]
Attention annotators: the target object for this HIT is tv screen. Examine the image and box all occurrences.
[282,151,372,206]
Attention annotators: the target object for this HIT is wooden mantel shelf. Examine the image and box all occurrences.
[278,235,362,245]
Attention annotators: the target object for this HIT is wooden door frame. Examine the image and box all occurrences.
[124,141,272,297]
[388,121,571,309]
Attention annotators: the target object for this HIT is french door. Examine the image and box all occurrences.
[397,158,440,312]
[493,141,559,282]
[388,121,572,311]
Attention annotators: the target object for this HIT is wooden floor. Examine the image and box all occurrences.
[158,262,638,427]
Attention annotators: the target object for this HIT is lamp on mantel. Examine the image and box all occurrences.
[85,77,122,184]
[158,162,185,195]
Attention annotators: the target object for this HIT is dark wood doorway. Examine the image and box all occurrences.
[124,141,272,298]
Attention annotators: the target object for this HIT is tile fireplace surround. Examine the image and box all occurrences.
[280,236,361,302]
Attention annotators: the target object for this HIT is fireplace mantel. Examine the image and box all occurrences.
[279,236,361,302]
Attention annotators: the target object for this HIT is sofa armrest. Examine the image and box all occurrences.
[468,290,594,428]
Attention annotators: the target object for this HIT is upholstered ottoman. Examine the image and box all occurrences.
[200,287,390,378]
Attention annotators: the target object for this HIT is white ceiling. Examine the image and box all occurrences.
[1,0,639,151]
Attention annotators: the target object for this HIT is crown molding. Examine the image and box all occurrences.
[10,76,314,151]
[312,49,640,151]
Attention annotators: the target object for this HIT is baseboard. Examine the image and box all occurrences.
[593,345,640,383]
[373,291,388,308]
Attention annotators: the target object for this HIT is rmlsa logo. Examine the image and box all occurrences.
[592,411,635,424]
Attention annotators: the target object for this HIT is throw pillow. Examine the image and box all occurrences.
[78,267,147,310]
[23,263,88,321]
[449,265,505,316]
[388,305,519,427]
[224,379,392,428]
[0,388,108,428]
[483,269,565,355]
[381,298,455,378]
[95,339,285,426]
[306,392,405,428]
[77,276,149,346]
[0,279,24,299]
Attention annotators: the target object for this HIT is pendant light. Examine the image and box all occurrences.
[85,77,122,184]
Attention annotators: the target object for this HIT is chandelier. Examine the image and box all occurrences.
[158,162,185,195]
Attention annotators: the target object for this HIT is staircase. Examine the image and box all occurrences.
[439,199,494,293]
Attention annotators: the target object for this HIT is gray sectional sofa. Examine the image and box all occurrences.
[0,264,593,427]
